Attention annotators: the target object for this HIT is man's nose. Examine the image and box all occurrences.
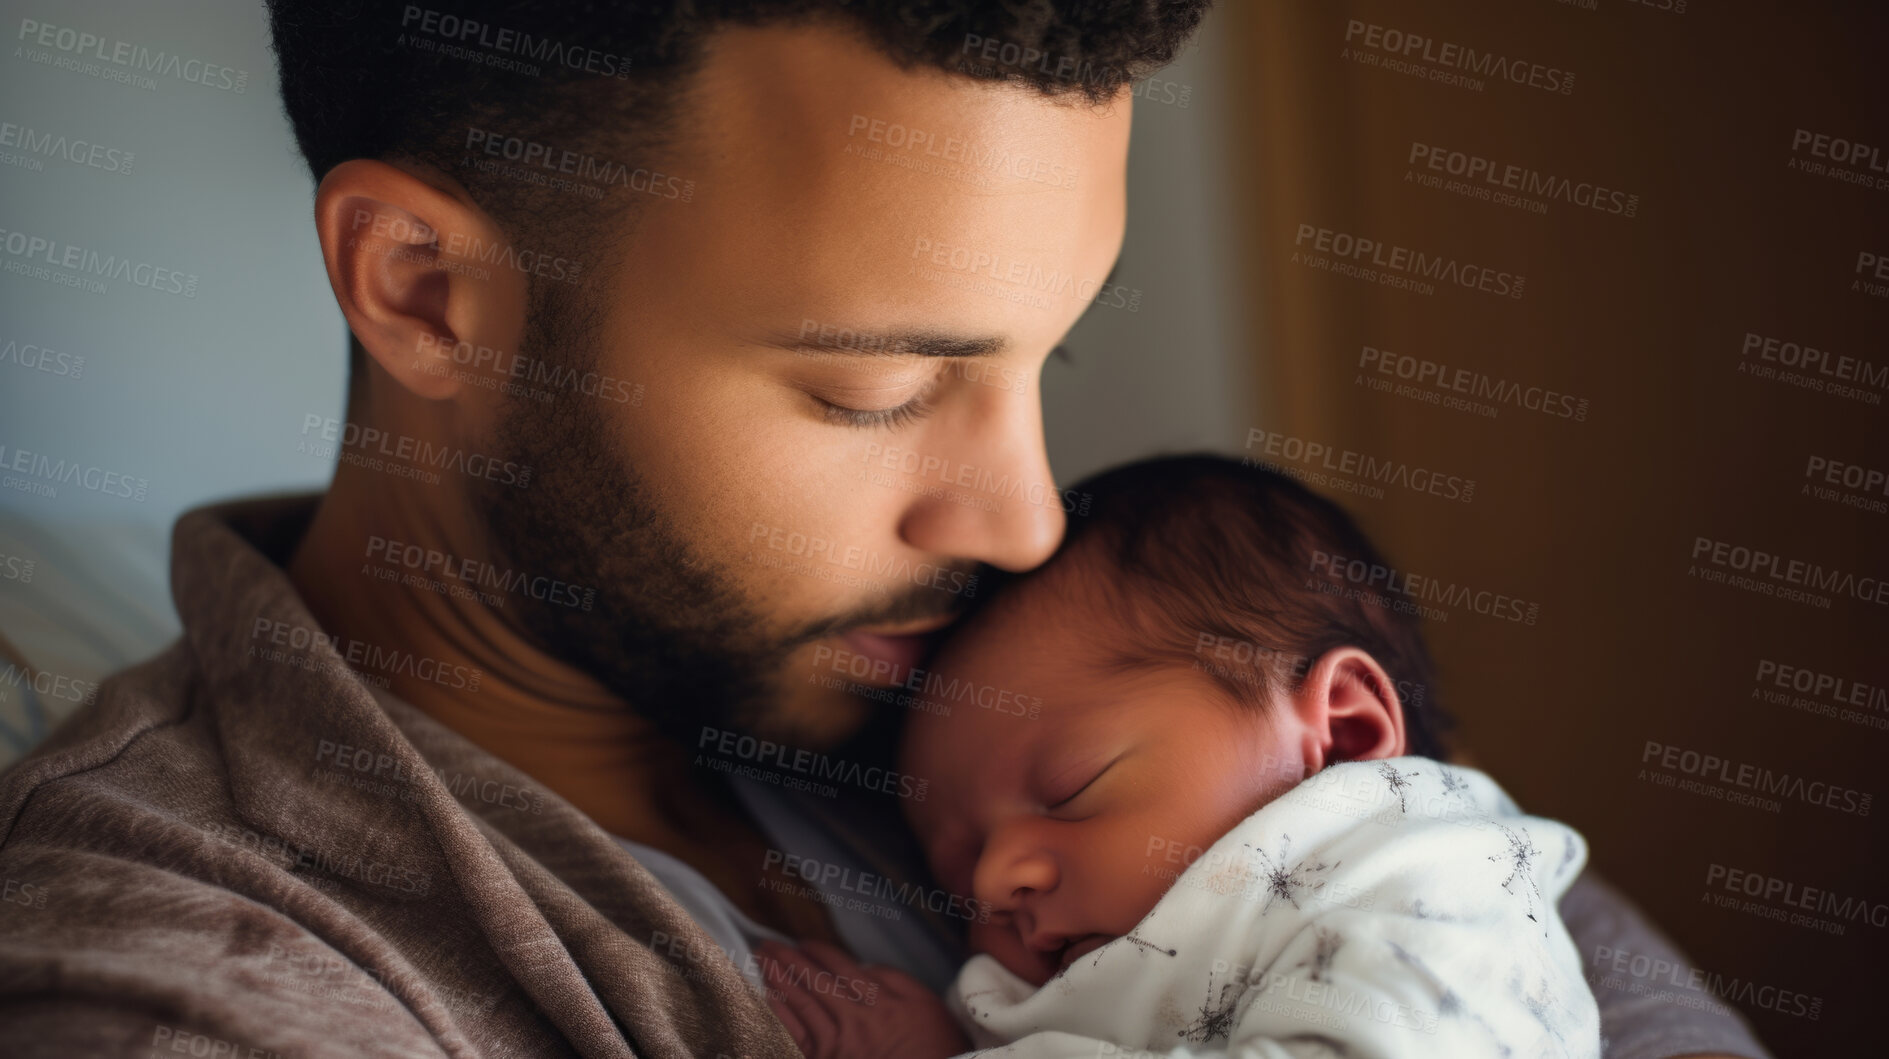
[896,381,1065,573]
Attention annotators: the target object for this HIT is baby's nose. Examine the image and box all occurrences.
[972,840,1061,912]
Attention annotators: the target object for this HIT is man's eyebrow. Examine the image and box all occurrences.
[765,326,1007,358]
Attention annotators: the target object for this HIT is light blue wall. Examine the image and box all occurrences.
[1,0,348,536]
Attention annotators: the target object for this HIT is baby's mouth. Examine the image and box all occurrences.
[1054,933,1112,972]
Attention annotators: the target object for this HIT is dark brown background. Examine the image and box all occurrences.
[1223,3,1887,1055]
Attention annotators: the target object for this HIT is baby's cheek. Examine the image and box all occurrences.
[1123,859,1187,931]
[968,920,1049,986]
[1073,836,1177,936]
[965,918,1007,957]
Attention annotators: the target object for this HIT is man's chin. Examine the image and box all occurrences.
[755,642,876,748]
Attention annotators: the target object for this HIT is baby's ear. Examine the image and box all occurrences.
[1295,648,1408,768]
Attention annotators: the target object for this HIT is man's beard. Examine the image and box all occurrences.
[470,283,974,747]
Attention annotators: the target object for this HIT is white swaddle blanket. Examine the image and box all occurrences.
[947,756,1601,1059]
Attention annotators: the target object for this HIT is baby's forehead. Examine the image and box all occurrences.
[934,567,1108,679]
[964,540,1117,633]
[916,599,1098,735]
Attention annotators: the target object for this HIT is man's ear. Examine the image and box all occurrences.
[313,159,529,402]
[1290,647,1408,771]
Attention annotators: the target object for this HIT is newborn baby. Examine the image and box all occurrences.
[762,455,1601,1059]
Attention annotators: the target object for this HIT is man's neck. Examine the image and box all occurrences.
[284,471,801,922]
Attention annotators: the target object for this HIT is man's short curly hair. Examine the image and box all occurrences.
[264,0,1209,390]
[265,1,1208,232]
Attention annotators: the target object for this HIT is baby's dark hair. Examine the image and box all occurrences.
[1022,453,1451,759]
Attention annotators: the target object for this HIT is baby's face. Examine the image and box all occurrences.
[900,583,1308,987]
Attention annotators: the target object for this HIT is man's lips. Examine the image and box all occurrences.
[836,615,957,679]
[840,629,935,676]
[848,612,959,638]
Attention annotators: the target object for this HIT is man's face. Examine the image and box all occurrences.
[475,23,1133,747]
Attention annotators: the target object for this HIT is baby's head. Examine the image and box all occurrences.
[900,454,1447,985]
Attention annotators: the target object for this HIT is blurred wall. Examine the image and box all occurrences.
[1223,3,1888,1056]
[1,0,348,536]
[1045,10,1258,482]
[0,0,347,755]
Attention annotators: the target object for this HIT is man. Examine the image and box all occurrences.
[0,2,1768,1057]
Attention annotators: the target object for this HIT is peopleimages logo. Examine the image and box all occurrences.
[1791,128,1888,172]
[1705,863,1888,930]
[1754,660,1886,713]
[911,236,1140,311]
[761,850,990,923]
[1246,428,1477,503]
[349,210,581,284]
[1309,549,1539,625]
[462,127,692,201]
[810,645,1043,719]
[1406,142,1638,218]
[860,444,1091,515]
[414,333,639,404]
[364,535,595,611]
[1292,224,1524,299]
[0,225,198,297]
[0,118,134,175]
[200,818,431,897]
[314,739,543,814]
[748,523,979,597]
[0,663,97,705]
[299,414,532,489]
[1689,536,1889,607]
[0,441,148,501]
[15,18,249,93]
[696,726,928,801]
[0,336,84,379]
[1788,127,1889,192]
[1641,740,1871,817]
[1589,946,1822,1024]
[1343,20,1574,96]
[0,550,36,583]
[250,618,483,693]
[398,6,633,78]
[1740,332,1887,390]
[848,114,1078,190]
[1358,346,1589,421]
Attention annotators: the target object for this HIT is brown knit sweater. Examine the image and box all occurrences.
[0,496,801,1058]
